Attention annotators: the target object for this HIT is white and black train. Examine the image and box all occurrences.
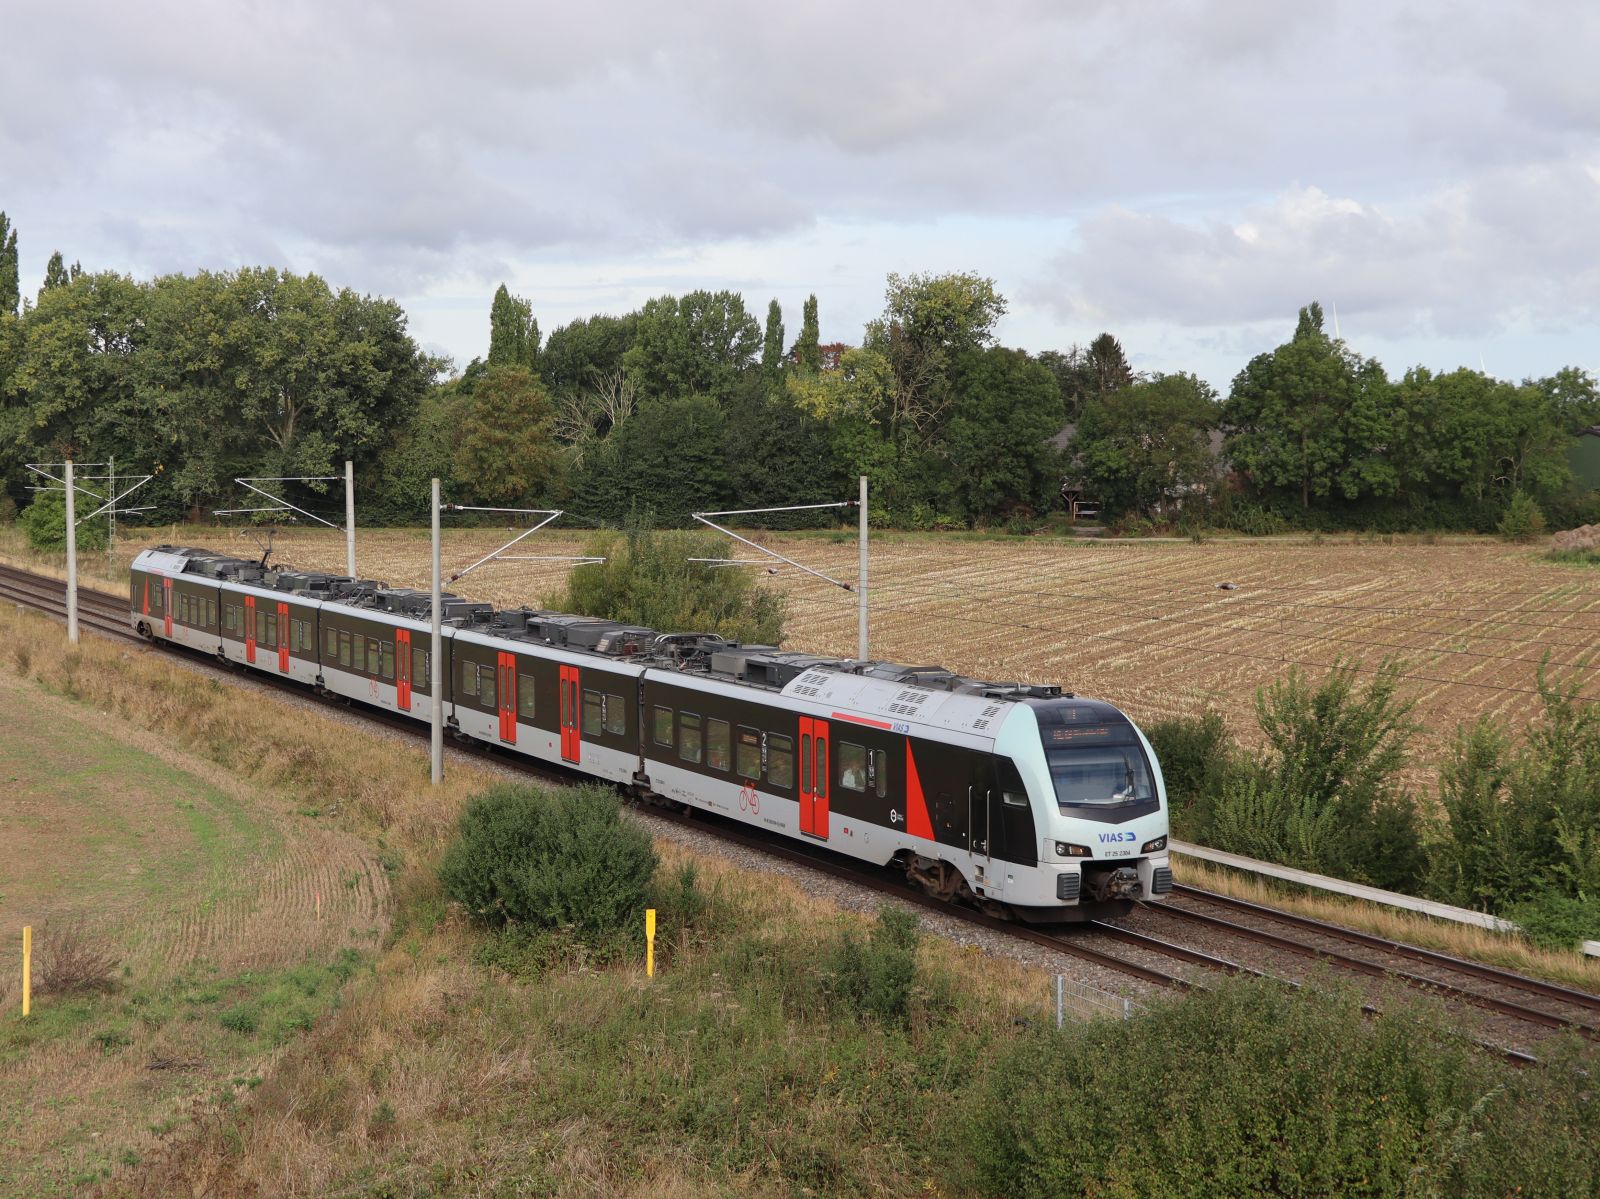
[130,545,1173,920]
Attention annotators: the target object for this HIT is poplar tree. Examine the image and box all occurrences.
[794,293,821,371]
[41,250,70,297]
[487,283,540,369]
[0,212,19,317]
[760,298,785,380]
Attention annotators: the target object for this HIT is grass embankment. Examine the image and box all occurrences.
[0,667,386,1194]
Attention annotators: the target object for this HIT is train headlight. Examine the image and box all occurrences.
[1141,836,1168,854]
[1056,842,1091,858]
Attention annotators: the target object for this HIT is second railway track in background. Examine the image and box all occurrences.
[4,560,1594,1063]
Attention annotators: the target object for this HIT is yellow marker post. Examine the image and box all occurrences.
[22,926,31,1017]
[645,908,657,978]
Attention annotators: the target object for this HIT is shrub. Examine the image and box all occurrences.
[1497,490,1546,542]
[555,518,787,644]
[439,782,658,937]
[1205,659,1426,889]
[964,978,1600,1199]
[18,490,110,553]
[1143,709,1235,837]
[32,918,119,996]
[820,905,921,1027]
[1505,890,1600,951]
[218,1006,260,1034]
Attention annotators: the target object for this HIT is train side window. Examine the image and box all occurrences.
[735,726,761,779]
[269,613,280,647]
[413,648,428,690]
[517,674,536,718]
[338,631,352,667]
[380,642,395,680]
[255,609,266,645]
[326,626,338,657]
[838,742,867,792]
[874,749,888,798]
[604,693,626,736]
[353,635,367,673]
[653,705,674,746]
[207,599,217,628]
[479,664,496,707]
[225,603,240,634]
[679,712,702,763]
[768,734,794,790]
[801,734,812,792]
[996,757,1029,807]
[461,659,479,699]
[150,585,162,613]
[583,689,602,736]
[707,719,730,771]
[367,638,381,674]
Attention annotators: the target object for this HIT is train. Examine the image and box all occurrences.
[129,544,1172,921]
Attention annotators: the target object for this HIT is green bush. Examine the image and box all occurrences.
[966,978,1600,1199]
[18,490,110,553]
[438,783,658,937]
[1143,709,1235,837]
[1205,659,1426,889]
[1505,890,1600,951]
[820,905,922,1027]
[555,518,787,644]
[1497,489,1547,542]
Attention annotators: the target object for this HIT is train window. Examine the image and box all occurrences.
[380,642,395,680]
[255,609,266,645]
[838,742,867,792]
[353,635,367,673]
[707,719,730,771]
[654,705,674,746]
[270,613,281,646]
[150,585,162,612]
[206,599,217,628]
[413,648,428,690]
[679,712,702,763]
[604,693,626,736]
[800,734,812,792]
[517,674,536,718]
[735,726,761,779]
[462,660,479,699]
[583,689,603,736]
[326,626,338,657]
[814,739,827,795]
[768,734,794,790]
[367,638,381,674]
[338,631,352,667]
[480,665,496,707]
[874,749,888,798]
[225,604,241,634]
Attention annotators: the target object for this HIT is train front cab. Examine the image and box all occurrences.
[996,698,1173,921]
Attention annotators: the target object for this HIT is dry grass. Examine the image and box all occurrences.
[1172,858,1600,991]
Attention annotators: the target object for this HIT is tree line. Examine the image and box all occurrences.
[2,209,1596,532]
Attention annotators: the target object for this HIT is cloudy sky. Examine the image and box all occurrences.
[4,0,1597,389]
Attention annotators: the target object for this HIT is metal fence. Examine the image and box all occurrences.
[1054,974,1140,1027]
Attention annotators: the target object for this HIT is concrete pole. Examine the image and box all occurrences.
[857,474,869,662]
[65,460,79,644]
[107,455,116,558]
[344,459,357,578]
[430,477,443,785]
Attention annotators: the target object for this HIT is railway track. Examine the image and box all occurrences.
[3,560,1591,1063]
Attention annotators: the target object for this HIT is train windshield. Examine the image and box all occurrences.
[1032,701,1158,812]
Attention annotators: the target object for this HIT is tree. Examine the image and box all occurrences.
[541,312,639,398]
[941,347,1065,520]
[0,211,18,318]
[453,366,563,506]
[1085,333,1135,396]
[487,283,539,370]
[40,251,70,297]
[1071,373,1221,518]
[1223,302,1396,510]
[793,294,821,371]
[622,291,761,402]
[864,271,1007,437]
[574,394,731,523]
[760,298,785,383]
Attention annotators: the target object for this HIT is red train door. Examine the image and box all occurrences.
[244,595,255,662]
[277,601,290,672]
[559,664,580,763]
[498,651,517,744]
[799,717,830,839]
[162,579,174,638]
[396,628,412,711]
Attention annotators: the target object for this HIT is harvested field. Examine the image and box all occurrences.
[5,524,1596,779]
